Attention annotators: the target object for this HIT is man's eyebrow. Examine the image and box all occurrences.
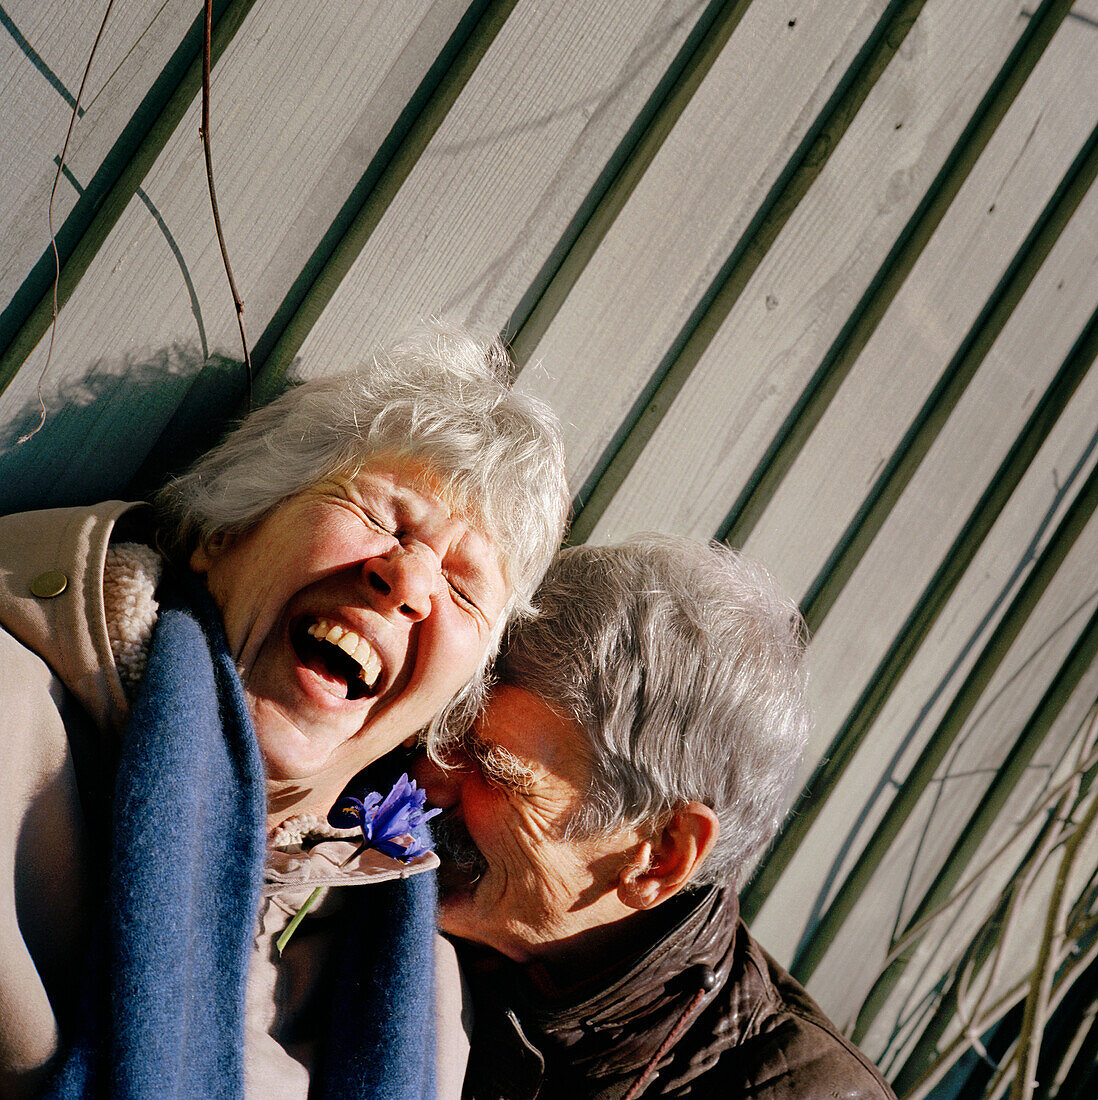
[467,734,537,789]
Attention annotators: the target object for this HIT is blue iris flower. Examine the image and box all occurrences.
[329,773,441,863]
[279,774,442,955]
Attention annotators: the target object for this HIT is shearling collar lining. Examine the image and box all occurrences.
[103,542,162,700]
[101,543,439,896]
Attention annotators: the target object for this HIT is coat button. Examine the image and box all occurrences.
[30,570,68,598]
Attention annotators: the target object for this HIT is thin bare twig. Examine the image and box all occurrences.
[896,707,1098,962]
[901,789,1098,1099]
[200,0,251,408]
[1065,902,1098,943]
[1011,782,1098,1100]
[903,923,1098,1100]
[893,706,1098,1098]
[928,812,1065,1095]
[18,0,118,445]
[972,798,1074,1009]
[883,750,1096,970]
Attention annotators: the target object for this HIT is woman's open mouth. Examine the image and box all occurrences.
[291,617,383,701]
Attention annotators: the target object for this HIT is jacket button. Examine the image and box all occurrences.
[30,570,68,598]
[691,964,718,991]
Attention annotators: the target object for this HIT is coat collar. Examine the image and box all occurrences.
[459,886,741,1097]
[0,501,147,736]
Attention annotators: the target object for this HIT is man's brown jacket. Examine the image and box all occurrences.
[456,884,897,1098]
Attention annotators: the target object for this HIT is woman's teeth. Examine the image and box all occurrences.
[307,619,383,688]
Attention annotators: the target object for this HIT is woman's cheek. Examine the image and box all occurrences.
[421,608,487,706]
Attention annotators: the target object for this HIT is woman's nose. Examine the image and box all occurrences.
[365,542,438,621]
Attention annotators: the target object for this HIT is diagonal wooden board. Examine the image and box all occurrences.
[0,0,474,511]
[578,0,1061,543]
[748,178,1098,971]
[0,0,200,339]
[277,0,718,383]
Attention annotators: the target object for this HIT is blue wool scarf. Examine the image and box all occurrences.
[312,774,439,1100]
[46,570,436,1099]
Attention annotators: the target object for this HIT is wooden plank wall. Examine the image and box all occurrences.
[2,1,1096,1094]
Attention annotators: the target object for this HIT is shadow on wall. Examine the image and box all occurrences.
[0,345,253,516]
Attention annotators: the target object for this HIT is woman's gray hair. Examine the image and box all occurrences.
[155,321,568,740]
[495,535,812,889]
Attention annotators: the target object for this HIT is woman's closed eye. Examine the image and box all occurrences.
[446,575,480,611]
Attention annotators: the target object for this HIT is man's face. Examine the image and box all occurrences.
[191,459,510,790]
[414,685,643,962]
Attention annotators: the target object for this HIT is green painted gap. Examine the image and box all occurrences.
[801,118,1098,633]
[739,303,1098,924]
[787,454,1098,987]
[0,0,255,392]
[716,0,1074,552]
[852,613,1098,1044]
[505,0,750,365]
[563,0,930,544]
[250,0,520,408]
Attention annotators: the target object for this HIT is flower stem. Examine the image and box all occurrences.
[276,886,322,956]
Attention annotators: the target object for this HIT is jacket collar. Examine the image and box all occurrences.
[460,885,740,1097]
[0,501,146,736]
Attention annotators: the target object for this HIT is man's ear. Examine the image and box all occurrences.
[616,802,719,911]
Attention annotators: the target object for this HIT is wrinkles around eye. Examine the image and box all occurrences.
[445,577,479,612]
[365,511,395,535]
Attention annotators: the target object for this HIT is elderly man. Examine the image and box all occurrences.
[415,535,896,1099]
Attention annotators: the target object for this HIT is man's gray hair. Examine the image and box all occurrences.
[496,535,811,889]
[156,321,568,739]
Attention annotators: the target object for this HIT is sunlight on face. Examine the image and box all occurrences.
[192,460,510,804]
[416,686,643,961]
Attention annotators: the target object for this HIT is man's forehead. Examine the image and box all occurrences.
[477,685,590,777]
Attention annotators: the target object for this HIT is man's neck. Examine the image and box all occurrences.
[520,890,701,995]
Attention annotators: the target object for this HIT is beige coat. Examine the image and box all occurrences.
[0,503,467,1099]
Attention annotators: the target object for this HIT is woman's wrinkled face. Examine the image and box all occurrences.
[190,459,509,789]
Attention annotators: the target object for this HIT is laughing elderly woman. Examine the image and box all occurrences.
[0,324,567,1100]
